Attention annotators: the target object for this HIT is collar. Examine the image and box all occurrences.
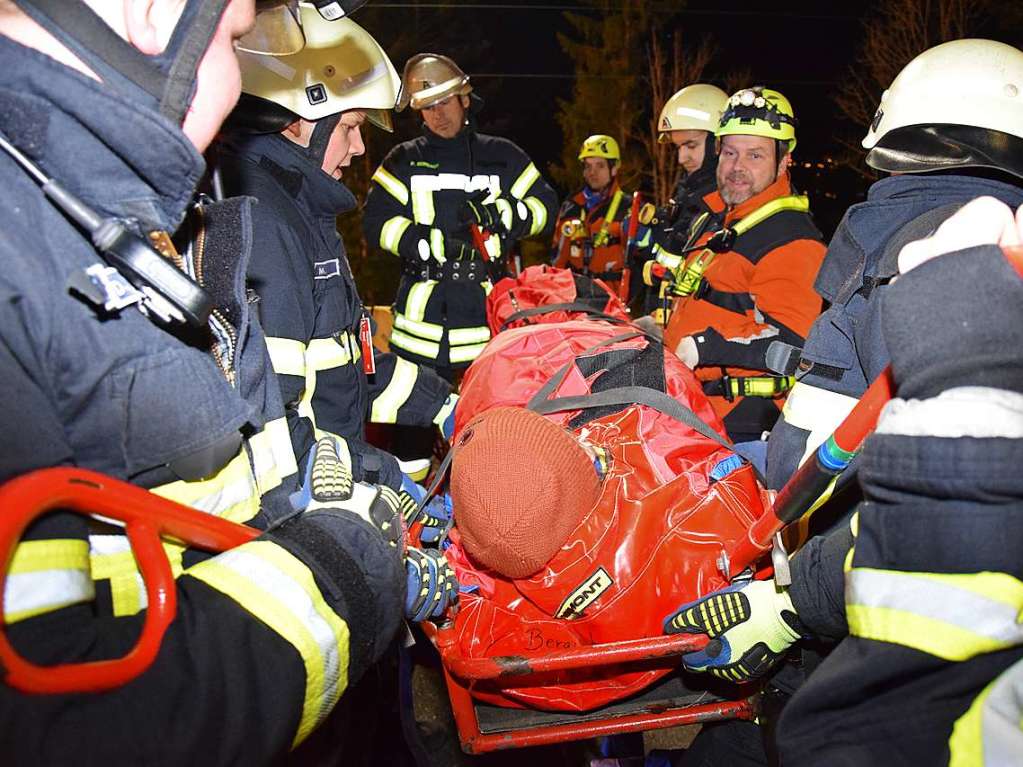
[224,132,357,217]
[0,36,204,233]
[580,180,619,211]
[705,171,794,225]
[423,122,475,148]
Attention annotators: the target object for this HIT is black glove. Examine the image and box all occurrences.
[445,236,484,261]
[457,191,506,234]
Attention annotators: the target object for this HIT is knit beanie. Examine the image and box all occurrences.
[450,407,602,579]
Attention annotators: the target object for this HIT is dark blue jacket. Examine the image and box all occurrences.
[0,35,401,763]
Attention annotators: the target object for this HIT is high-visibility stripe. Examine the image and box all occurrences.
[654,244,682,270]
[404,281,437,322]
[448,325,491,346]
[151,449,262,523]
[371,167,409,205]
[781,381,860,468]
[3,539,93,623]
[265,336,307,378]
[250,415,299,495]
[733,194,809,235]
[307,337,355,371]
[393,313,444,342]
[411,189,435,226]
[949,656,1023,766]
[380,216,412,255]
[510,162,540,199]
[187,540,350,748]
[482,280,494,296]
[449,341,488,364]
[846,568,1023,661]
[389,330,440,359]
[370,355,419,423]
[90,535,186,616]
[429,227,446,262]
[485,232,502,260]
[494,198,514,231]
[525,196,548,235]
[432,393,458,427]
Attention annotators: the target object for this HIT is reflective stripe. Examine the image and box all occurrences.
[494,197,514,231]
[265,336,307,378]
[4,539,93,623]
[449,341,488,364]
[379,216,411,255]
[187,540,350,747]
[732,194,810,235]
[846,568,1023,661]
[510,162,540,199]
[782,381,860,468]
[404,281,437,322]
[151,448,261,523]
[371,166,409,205]
[524,196,548,235]
[949,656,1023,766]
[90,534,186,616]
[249,415,299,495]
[448,325,491,346]
[370,355,419,423]
[307,337,355,371]
[429,227,446,262]
[411,189,435,226]
[389,330,440,359]
[393,313,444,342]
[432,393,458,427]
[654,244,682,270]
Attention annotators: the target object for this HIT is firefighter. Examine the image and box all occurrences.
[0,1,408,762]
[551,134,634,294]
[217,10,456,490]
[665,41,1023,767]
[641,83,730,320]
[661,87,826,444]
[362,52,558,380]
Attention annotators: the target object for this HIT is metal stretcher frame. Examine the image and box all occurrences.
[420,620,757,754]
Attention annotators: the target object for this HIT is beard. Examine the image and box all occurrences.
[719,172,757,206]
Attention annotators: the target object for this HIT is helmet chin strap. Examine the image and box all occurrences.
[306,114,342,170]
[13,0,228,125]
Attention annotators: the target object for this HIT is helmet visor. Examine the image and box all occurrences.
[237,2,306,56]
[365,108,394,133]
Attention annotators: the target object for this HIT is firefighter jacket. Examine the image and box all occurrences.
[765,173,1023,489]
[641,135,720,315]
[0,38,403,762]
[217,132,454,485]
[779,244,1023,766]
[662,173,826,442]
[363,120,558,371]
[551,181,632,290]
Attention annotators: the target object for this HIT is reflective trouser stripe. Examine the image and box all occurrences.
[449,341,488,364]
[510,162,540,199]
[654,244,682,270]
[412,189,435,226]
[380,216,412,255]
[371,167,409,206]
[90,534,186,616]
[781,381,860,468]
[389,330,440,360]
[393,313,444,342]
[949,656,1023,766]
[404,281,437,322]
[524,196,548,235]
[370,355,419,423]
[846,568,1023,661]
[3,539,93,623]
[187,540,350,748]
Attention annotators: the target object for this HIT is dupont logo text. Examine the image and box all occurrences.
[557,567,614,619]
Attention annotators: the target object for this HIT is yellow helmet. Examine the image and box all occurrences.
[397,53,472,112]
[578,134,620,162]
[238,8,400,131]
[657,84,729,142]
[717,86,798,153]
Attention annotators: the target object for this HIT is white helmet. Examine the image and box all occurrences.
[863,39,1023,179]
[657,84,729,143]
[237,4,400,131]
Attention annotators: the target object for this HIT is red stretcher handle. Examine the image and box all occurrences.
[469,223,491,262]
[0,467,259,694]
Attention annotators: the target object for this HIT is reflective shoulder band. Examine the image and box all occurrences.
[371,166,409,206]
[187,540,350,748]
[510,162,540,199]
[846,567,1023,661]
[4,539,93,623]
[732,194,810,235]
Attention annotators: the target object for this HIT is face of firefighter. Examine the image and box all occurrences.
[123,0,257,152]
[581,157,615,193]
[420,94,470,139]
[670,129,708,175]
[716,134,787,207]
[322,110,366,179]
